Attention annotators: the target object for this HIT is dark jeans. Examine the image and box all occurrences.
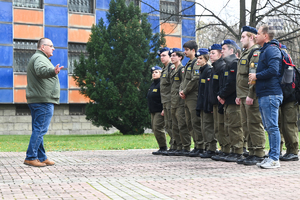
[26,103,54,162]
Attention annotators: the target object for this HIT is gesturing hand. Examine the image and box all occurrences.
[55,64,64,74]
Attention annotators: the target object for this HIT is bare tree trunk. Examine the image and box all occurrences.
[249,0,257,27]
[240,0,246,36]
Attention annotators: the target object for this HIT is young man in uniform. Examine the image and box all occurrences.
[207,44,227,161]
[249,24,283,169]
[167,48,190,156]
[218,39,243,162]
[278,44,299,161]
[235,26,265,165]
[157,47,176,155]
[195,48,217,158]
[179,40,204,157]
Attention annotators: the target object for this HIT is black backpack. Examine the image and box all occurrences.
[277,47,300,103]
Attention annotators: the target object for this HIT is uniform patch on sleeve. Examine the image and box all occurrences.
[224,71,228,76]
[201,79,206,83]
[153,89,157,92]
[230,69,235,73]
[213,75,218,80]
[207,78,210,81]
[240,59,247,65]
[193,69,200,76]
[162,74,167,78]
[187,66,191,71]
[174,77,180,81]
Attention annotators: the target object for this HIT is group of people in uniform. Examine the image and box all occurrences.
[147,24,299,169]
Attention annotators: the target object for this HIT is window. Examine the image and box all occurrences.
[13,0,43,9]
[68,43,88,74]
[69,104,86,115]
[125,0,139,6]
[68,0,93,13]
[16,105,31,116]
[13,40,38,72]
[160,0,179,22]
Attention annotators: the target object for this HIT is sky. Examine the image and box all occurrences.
[195,0,252,25]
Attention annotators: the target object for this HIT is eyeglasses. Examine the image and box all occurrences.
[43,44,54,48]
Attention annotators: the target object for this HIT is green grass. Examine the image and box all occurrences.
[0,132,168,152]
[0,132,298,152]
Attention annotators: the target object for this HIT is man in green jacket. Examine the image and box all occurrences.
[24,38,63,167]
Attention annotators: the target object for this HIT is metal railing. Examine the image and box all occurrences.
[13,0,42,9]
[13,40,38,72]
[68,0,93,13]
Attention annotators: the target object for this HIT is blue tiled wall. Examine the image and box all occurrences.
[182,1,195,18]
[141,0,159,15]
[0,1,12,22]
[58,69,68,89]
[44,0,67,5]
[147,15,160,33]
[51,49,68,69]
[45,27,68,48]
[96,10,109,26]
[0,46,13,66]
[0,24,12,44]
[0,68,13,87]
[44,6,68,26]
[96,0,110,10]
[182,19,195,37]
[59,90,68,103]
[0,89,13,103]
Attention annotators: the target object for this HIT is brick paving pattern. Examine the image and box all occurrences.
[1,150,300,199]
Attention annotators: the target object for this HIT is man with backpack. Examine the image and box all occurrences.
[235,26,266,166]
[249,24,283,169]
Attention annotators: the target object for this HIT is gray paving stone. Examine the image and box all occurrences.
[1,150,300,199]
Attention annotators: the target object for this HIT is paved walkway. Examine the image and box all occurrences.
[1,150,300,200]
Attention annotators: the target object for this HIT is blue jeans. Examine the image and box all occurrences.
[26,103,54,162]
[258,95,283,161]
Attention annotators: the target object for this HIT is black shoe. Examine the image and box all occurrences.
[243,147,249,157]
[168,149,181,156]
[175,149,190,156]
[280,153,299,161]
[243,155,264,165]
[152,147,167,155]
[162,149,176,156]
[236,155,248,164]
[211,152,229,161]
[200,150,216,158]
[189,148,204,157]
[224,153,243,162]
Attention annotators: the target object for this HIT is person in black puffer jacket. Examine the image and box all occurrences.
[147,66,167,155]
[195,48,217,158]
[207,44,227,161]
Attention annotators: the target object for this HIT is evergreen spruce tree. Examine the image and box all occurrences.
[73,0,165,135]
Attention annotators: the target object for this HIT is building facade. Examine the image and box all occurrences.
[0,0,195,135]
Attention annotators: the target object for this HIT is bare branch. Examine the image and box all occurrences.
[256,0,293,25]
[194,2,239,39]
[277,27,300,40]
[196,23,222,31]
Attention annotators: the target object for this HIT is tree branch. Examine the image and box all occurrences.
[256,0,293,25]
[194,2,239,39]
[196,23,222,31]
[277,27,300,40]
